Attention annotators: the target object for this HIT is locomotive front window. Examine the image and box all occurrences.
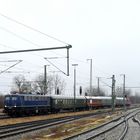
[5,97,10,100]
[12,97,17,100]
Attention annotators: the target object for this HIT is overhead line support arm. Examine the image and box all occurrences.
[0,45,72,54]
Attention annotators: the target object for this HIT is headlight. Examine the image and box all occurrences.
[14,105,16,107]
[5,105,7,107]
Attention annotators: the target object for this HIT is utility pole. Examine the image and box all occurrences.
[72,64,78,112]
[44,65,50,95]
[111,75,116,112]
[87,59,92,95]
[97,77,100,95]
[121,74,126,110]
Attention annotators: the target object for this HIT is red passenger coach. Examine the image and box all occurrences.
[87,99,102,108]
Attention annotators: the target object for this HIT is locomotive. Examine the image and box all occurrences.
[4,93,130,116]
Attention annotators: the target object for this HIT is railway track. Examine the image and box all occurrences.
[0,116,75,139]
[121,111,140,140]
[0,106,139,139]
[63,108,140,140]
[0,114,10,119]
[0,109,113,139]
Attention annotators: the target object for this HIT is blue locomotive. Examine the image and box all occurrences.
[4,94,51,116]
[4,93,130,116]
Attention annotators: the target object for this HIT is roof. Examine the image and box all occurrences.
[5,94,124,100]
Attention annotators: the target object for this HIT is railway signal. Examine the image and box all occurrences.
[79,86,82,95]
[56,87,60,95]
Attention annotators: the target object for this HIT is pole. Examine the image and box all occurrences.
[120,74,126,110]
[67,48,70,76]
[44,65,49,94]
[74,67,76,112]
[111,75,116,112]
[123,74,126,110]
[72,64,78,112]
[97,77,100,95]
[44,65,47,94]
[90,59,92,95]
[87,59,92,95]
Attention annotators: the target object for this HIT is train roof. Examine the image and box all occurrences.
[50,95,86,99]
[5,94,50,97]
[86,96,123,100]
[5,94,124,100]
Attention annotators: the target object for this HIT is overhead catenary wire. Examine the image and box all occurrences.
[44,58,67,76]
[0,26,71,70]
[0,19,109,78]
[0,13,112,81]
[0,60,22,63]
[100,79,112,88]
[0,15,71,75]
[0,60,23,75]
[0,13,70,45]
[0,26,54,49]
[0,42,68,75]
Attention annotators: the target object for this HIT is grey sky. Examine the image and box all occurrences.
[0,0,140,95]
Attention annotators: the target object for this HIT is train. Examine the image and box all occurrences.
[4,93,131,116]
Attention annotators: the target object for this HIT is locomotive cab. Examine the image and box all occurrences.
[4,94,22,115]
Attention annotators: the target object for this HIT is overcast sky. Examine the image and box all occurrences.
[0,0,140,95]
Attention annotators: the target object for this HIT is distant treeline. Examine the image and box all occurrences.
[129,95,140,104]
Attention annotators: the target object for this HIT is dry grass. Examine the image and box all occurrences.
[0,109,111,126]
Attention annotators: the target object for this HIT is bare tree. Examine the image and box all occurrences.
[125,88,132,97]
[129,91,140,104]
[33,74,54,94]
[12,74,66,95]
[53,74,66,95]
[33,75,44,94]
[13,75,26,93]
[115,86,123,97]
[33,74,66,95]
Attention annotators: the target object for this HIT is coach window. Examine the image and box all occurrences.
[55,99,58,104]
[30,96,32,101]
[36,97,38,101]
[28,96,30,101]
[24,96,27,101]
[29,96,30,101]
[26,96,29,101]
[12,97,17,100]
[32,96,34,101]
